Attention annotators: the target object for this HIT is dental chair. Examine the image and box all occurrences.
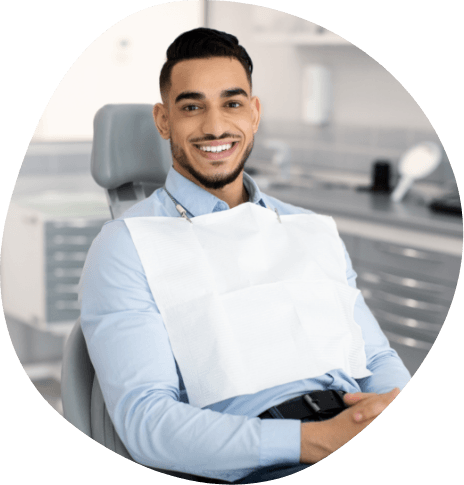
[61,104,225,483]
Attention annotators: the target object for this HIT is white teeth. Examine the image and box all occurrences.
[199,143,233,153]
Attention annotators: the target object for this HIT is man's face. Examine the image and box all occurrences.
[154,57,261,190]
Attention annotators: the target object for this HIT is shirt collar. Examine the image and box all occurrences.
[164,166,267,217]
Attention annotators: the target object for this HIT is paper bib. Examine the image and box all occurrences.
[125,203,371,408]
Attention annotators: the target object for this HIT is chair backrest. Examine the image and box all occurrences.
[91,103,172,219]
[61,317,94,436]
[61,318,133,459]
[61,105,219,481]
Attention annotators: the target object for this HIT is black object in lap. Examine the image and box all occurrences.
[259,390,348,421]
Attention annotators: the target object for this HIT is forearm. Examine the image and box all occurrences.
[84,313,266,477]
[300,421,334,464]
[299,407,375,464]
[357,348,410,394]
[95,345,301,480]
[300,420,370,464]
[115,391,263,474]
[86,314,301,476]
[355,295,411,393]
[300,385,402,463]
[352,292,411,393]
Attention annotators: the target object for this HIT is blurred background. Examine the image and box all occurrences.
[1,1,462,415]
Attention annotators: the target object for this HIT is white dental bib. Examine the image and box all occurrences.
[124,202,371,408]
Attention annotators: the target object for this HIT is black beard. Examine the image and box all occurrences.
[170,138,254,190]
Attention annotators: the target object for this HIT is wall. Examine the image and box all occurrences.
[208,3,454,184]
[208,2,434,129]
[32,2,203,141]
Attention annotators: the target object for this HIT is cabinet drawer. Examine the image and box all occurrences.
[381,329,432,376]
[45,220,105,235]
[367,302,444,336]
[362,291,446,339]
[356,264,456,305]
[374,315,437,376]
[374,308,440,342]
[46,304,80,323]
[357,237,462,284]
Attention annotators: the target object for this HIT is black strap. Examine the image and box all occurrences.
[259,390,347,421]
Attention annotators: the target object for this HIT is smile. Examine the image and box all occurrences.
[196,142,236,153]
[194,141,239,160]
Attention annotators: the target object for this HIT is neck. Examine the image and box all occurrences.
[174,165,249,208]
[206,174,248,208]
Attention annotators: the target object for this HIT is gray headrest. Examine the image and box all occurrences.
[91,104,172,189]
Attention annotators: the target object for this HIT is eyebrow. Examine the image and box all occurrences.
[222,88,248,98]
[175,87,248,104]
[175,91,204,104]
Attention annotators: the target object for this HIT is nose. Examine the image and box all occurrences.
[200,106,229,138]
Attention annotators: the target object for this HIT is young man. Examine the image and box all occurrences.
[79,28,410,483]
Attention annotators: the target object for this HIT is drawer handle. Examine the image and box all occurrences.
[53,251,87,261]
[372,308,442,333]
[376,243,442,263]
[360,270,446,293]
[383,330,433,351]
[53,268,83,278]
[363,288,448,313]
[52,235,90,245]
[52,220,103,229]
[55,300,80,310]
[54,284,80,293]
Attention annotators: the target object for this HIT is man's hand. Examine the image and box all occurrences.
[300,388,400,464]
[343,388,400,423]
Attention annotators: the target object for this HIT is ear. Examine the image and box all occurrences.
[250,96,261,134]
[153,103,170,140]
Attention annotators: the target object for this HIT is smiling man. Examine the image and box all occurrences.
[79,28,410,484]
[154,54,260,206]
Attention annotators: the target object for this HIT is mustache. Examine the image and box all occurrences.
[189,133,241,143]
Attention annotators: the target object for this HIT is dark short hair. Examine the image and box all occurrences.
[159,28,253,99]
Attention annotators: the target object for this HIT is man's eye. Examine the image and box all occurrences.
[183,105,200,111]
[227,102,241,108]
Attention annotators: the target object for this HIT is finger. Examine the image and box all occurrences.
[390,387,401,398]
[352,388,400,422]
[352,401,385,423]
[347,387,400,408]
[343,392,376,406]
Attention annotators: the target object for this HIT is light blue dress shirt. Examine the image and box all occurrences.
[79,167,411,482]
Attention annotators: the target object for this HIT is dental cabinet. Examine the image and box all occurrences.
[2,192,110,334]
[342,230,460,375]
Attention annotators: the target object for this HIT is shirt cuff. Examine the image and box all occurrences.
[259,419,301,467]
